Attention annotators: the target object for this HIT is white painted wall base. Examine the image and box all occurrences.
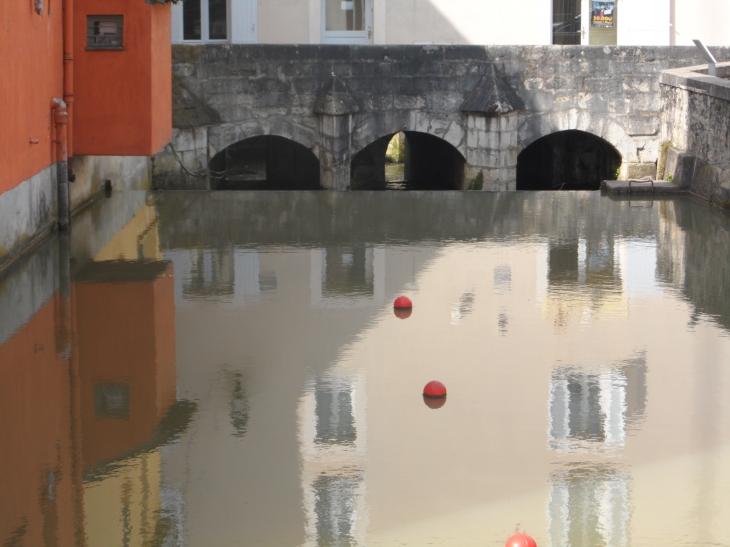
[70,155,150,211]
[0,155,151,275]
[0,164,56,264]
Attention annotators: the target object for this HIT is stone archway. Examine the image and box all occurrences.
[209,135,321,190]
[350,131,466,190]
[516,130,622,190]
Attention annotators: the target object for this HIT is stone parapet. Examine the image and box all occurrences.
[660,61,730,208]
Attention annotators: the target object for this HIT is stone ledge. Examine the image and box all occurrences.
[602,179,687,195]
[660,62,730,102]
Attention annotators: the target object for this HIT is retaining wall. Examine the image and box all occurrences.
[661,62,730,208]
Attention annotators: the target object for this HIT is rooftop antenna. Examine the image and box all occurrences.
[692,39,717,77]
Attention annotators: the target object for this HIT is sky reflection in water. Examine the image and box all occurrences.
[1,191,729,546]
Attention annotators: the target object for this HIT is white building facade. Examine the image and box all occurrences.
[172,0,729,47]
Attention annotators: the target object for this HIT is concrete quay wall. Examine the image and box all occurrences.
[155,44,730,190]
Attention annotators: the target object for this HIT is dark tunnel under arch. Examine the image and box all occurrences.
[351,131,465,190]
[210,135,321,190]
[516,130,622,191]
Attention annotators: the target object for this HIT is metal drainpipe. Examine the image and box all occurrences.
[53,98,71,231]
[63,0,74,174]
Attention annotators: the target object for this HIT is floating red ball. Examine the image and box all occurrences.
[505,533,537,547]
[423,380,447,398]
[393,295,413,309]
[394,308,412,319]
[423,395,446,409]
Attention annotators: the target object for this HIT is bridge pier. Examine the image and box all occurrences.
[318,114,353,191]
[464,113,520,191]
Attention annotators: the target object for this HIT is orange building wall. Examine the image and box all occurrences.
[0,295,76,547]
[73,1,172,156]
[150,4,173,155]
[0,4,63,195]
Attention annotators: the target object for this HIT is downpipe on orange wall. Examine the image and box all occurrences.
[62,0,74,179]
[53,98,70,231]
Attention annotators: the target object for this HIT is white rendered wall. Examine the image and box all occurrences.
[673,0,730,46]
[617,0,670,46]
[175,0,728,47]
[385,0,552,45]
[258,0,310,43]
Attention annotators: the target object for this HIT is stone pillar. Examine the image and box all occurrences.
[465,113,520,191]
[318,114,354,191]
[460,65,524,191]
[314,76,360,191]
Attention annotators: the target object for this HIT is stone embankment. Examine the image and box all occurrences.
[660,62,730,208]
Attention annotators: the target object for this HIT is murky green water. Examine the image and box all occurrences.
[2,190,730,547]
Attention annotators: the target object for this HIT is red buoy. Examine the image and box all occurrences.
[423,380,447,398]
[394,295,413,309]
[505,533,537,547]
[393,308,412,319]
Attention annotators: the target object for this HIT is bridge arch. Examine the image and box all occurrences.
[351,130,466,190]
[209,135,321,190]
[516,130,622,191]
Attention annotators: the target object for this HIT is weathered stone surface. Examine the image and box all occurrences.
[172,77,222,129]
[313,75,360,115]
[661,61,730,206]
[664,147,695,188]
[460,64,524,116]
[155,44,730,191]
[626,162,657,179]
[628,115,660,136]
[603,180,685,195]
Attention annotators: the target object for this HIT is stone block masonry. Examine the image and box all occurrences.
[661,62,730,208]
[155,44,730,191]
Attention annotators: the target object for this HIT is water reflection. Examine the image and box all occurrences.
[3,191,730,546]
[0,198,195,547]
[548,355,647,453]
[300,373,367,546]
[548,464,631,547]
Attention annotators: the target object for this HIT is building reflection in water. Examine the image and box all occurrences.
[0,201,195,547]
[548,354,647,453]
[547,464,631,547]
[299,372,368,547]
[311,246,385,308]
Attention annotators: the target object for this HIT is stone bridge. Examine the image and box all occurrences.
[153,44,729,191]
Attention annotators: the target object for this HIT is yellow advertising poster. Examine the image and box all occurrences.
[591,1,615,28]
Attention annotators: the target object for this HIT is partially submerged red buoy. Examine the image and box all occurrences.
[393,307,412,319]
[423,395,446,409]
[423,380,447,398]
[505,533,537,547]
[393,295,412,309]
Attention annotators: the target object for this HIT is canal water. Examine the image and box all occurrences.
[2,190,730,547]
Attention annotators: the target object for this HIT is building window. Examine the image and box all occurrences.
[182,0,227,41]
[172,0,256,44]
[322,0,372,44]
[552,0,581,45]
[87,15,124,50]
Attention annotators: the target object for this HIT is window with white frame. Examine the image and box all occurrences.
[171,0,256,44]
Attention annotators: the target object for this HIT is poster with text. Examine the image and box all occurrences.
[591,1,615,27]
